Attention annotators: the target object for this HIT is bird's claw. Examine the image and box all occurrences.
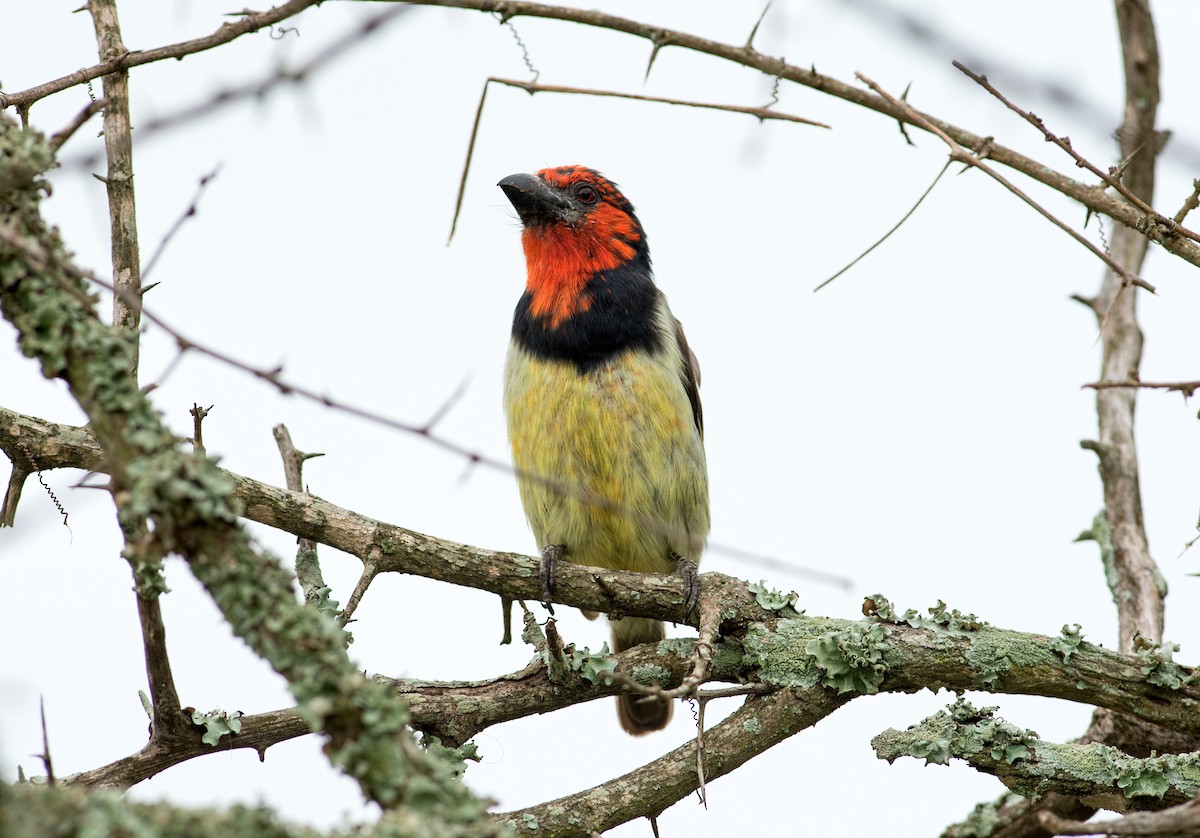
[540,544,564,612]
[672,552,700,621]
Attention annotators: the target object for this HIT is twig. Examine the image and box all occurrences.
[1175,179,1200,225]
[745,0,775,49]
[853,71,1156,294]
[404,0,1200,270]
[1085,379,1200,398]
[952,60,1200,248]
[47,98,108,151]
[0,217,845,586]
[89,0,142,377]
[1,463,30,527]
[63,7,413,172]
[338,562,378,627]
[446,80,491,245]
[189,403,212,454]
[1086,0,1164,652]
[141,167,221,283]
[1039,795,1200,835]
[491,76,828,127]
[131,544,188,740]
[273,424,332,612]
[607,585,720,701]
[446,75,828,243]
[500,687,849,834]
[0,0,324,110]
[814,159,951,292]
[37,697,56,785]
[694,695,708,808]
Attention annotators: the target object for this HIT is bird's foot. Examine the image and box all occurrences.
[540,544,565,612]
[671,551,700,621]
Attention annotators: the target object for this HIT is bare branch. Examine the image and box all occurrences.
[141,167,221,284]
[446,74,827,242]
[1174,179,1200,225]
[272,423,331,611]
[403,0,1200,270]
[498,687,849,835]
[1089,0,1163,652]
[952,59,1200,248]
[0,0,324,110]
[489,76,830,127]
[853,71,1155,293]
[64,7,414,172]
[1086,379,1200,398]
[89,0,142,376]
[1041,797,1200,836]
[47,98,108,151]
[814,159,951,292]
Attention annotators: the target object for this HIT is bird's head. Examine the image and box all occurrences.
[499,166,649,328]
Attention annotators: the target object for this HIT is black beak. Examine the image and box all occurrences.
[498,173,576,227]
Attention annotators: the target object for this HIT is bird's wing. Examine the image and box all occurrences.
[673,315,703,436]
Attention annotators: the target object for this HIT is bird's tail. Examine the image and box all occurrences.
[611,617,672,735]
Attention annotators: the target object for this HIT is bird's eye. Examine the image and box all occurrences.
[575,184,598,204]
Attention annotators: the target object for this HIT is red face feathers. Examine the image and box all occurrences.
[499,166,648,330]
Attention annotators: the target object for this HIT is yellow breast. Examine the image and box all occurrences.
[504,340,709,575]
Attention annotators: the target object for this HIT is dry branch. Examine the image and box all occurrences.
[0,0,324,111]
[400,0,1200,271]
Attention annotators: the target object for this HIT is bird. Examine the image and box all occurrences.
[499,165,709,735]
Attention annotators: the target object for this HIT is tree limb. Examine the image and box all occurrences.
[395,0,1200,271]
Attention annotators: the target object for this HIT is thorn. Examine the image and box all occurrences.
[1069,293,1098,312]
[744,0,774,50]
[644,33,669,81]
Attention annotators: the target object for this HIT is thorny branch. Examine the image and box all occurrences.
[64,6,414,172]
[0,0,325,111]
[89,0,142,376]
[401,0,1200,271]
[853,71,1155,295]
[0,215,849,588]
[3,2,1197,833]
[951,60,1198,249]
[446,75,827,242]
[1089,0,1163,654]
[272,423,331,612]
[1086,379,1200,398]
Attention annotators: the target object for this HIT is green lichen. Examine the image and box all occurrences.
[873,698,1037,769]
[0,114,488,818]
[1133,636,1200,690]
[1,782,322,838]
[876,698,1200,804]
[1075,510,1118,602]
[191,708,244,747]
[951,792,1022,838]
[520,814,539,830]
[866,594,985,636]
[1050,624,1085,663]
[742,717,762,736]
[805,621,893,695]
[965,637,1014,690]
[630,664,671,687]
[747,579,801,614]
[742,618,830,689]
[925,599,987,634]
[565,643,617,685]
[418,735,481,780]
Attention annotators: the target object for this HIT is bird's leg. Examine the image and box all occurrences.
[540,543,565,610]
[671,550,700,621]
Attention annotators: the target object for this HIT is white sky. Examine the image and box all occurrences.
[3,1,1200,834]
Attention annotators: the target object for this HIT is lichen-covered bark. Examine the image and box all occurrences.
[0,113,494,831]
